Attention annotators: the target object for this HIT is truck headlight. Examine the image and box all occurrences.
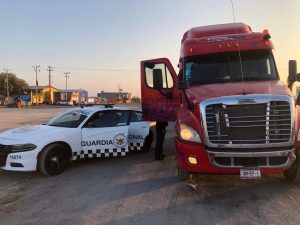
[11,144,37,152]
[179,123,201,143]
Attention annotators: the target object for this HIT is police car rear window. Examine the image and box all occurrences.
[87,111,129,128]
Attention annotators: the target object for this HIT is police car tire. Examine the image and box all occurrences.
[38,144,69,176]
[177,166,189,181]
[284,154,300,184]
[141,130,153,153]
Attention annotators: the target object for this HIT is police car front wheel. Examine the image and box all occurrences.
[38,144,69,176]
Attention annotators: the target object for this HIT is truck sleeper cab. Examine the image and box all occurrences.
[140,23,300,183]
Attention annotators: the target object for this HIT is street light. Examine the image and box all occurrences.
[64,72,70,101]
[33,65,40,105]
[3,68,11,100]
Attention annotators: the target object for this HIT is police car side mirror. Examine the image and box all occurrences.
[87,122,96,128]
[288,60,300,83]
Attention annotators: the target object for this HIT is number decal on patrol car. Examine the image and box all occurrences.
[10,155,21,160]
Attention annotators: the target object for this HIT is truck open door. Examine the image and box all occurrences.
[140,58,181,122]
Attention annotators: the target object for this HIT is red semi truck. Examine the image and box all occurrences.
[140,23,300,183]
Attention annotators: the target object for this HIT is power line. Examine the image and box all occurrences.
[54,66,138,72]
[4,66,139,73]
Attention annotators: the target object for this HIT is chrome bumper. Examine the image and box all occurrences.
[207,148,295,168]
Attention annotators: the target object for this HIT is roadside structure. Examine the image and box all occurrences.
[28,86,58,104]
[97,91,132,104]
[56,89,88,105]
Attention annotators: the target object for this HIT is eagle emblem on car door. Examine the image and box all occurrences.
[113,134,127,148]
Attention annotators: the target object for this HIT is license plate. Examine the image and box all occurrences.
[240,168,261,179]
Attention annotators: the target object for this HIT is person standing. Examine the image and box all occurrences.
[155,121,168,160]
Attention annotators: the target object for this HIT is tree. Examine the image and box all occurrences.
[0,72,29,96]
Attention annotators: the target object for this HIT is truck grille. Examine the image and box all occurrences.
[214,156,288,167]
[205,101,292,145]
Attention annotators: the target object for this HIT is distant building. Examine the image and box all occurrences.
[28,86,59,104]
[88,96,101,104]
[97,91,131,104]
[57,89,88,105]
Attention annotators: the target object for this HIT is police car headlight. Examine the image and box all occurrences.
[11,144,37,152]
[179,123,201,143]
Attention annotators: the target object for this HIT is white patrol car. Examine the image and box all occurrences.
[0,106,153,176]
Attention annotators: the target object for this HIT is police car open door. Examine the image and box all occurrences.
[141,58,180,122]
[128,111,150,151]
[79,110,130,159]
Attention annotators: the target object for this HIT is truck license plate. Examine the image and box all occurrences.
[240,169,261,179]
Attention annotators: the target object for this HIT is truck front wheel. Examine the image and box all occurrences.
[177,166,190,181]
[284,154,300,184]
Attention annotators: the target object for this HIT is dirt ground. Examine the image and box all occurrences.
[0,106,299,225]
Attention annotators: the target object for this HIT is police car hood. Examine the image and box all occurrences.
[0,125,71,143]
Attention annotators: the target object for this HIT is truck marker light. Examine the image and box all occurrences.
[263,29,271,45]
[188,156,197,165]
[263,29,269,35]
[218,44,222,49]
[227,43,231,48]
[189,48,193,53]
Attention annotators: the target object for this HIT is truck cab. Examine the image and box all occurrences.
[141,23,300,182]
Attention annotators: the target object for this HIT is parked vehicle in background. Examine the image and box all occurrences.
[141,23,300,183]
[57,100,74,106]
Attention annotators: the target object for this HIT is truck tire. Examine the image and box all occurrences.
[177,166,190,181]
[38,144,69,176]
[284,154,300,184]
[141,130,153,153]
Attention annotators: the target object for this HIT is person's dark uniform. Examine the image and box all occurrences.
[155,121,168,160]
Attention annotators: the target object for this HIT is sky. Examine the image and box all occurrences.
[1,0,300,96]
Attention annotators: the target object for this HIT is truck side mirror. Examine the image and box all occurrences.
[296,93,300,105]
[177,81,189,90]
[288,60,299,82]
[153,69,163,89]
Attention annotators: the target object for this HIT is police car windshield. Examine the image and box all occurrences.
[184,51,278,85]
[47,110,89,128]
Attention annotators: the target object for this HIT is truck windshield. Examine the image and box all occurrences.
[184,51,278,85]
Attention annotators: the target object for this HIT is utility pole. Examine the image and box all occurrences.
[47,66,54,104]
[64,72,70,101]
[32,65,40,105]
[118,84,123,103]
[3,68,11,99]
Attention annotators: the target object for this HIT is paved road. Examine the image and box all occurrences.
[0,107,299,225]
